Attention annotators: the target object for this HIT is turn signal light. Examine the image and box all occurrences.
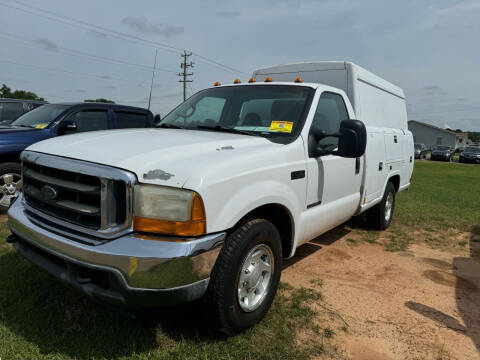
[214,81,221,86]
[248,77,256,83]
[294,77,303,83]
[264,77,273,82]
[134,192,206,237]
[233,78,241,84]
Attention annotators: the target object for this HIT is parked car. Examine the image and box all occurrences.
[7,61,413,334]
[459,146,480,164]
[0,98,47,125]
[414,143,427,159]
[430,145,454,161]
[0,102,153,212]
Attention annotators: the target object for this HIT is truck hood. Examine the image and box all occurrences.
[0,126,51,145]
[26,128,278,188]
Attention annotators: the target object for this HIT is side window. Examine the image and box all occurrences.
[0,102,24,122]
[66,109,108,132]
[312,92,349,151]
[115,111,148,128]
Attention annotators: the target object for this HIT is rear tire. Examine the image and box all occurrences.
[0,162,22,214]
[366,182,396,230]
[206,218,282,335]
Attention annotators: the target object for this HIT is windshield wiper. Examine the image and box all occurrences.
[196,125,257,136]
[157,123,184,129]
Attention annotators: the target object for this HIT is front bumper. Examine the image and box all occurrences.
[8,197,225,307]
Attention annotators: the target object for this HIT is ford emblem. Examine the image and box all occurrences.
[41,185,58,200]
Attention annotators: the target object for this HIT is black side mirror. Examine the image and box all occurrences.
[153,114,161,124]
[58,120,77,134]
[308,119,367,158]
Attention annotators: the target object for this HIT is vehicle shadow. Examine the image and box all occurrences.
[0,250,226,359]
[405,225,480,355]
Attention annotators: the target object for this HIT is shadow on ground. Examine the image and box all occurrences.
[405,225,480,356]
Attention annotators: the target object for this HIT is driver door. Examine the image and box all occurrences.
[304,91,362,239]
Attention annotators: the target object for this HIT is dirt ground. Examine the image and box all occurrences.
[283,227,480,360]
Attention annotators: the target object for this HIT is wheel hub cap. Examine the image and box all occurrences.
[384,192,393,222]
[237,243,274,312]
[0,173,22,208]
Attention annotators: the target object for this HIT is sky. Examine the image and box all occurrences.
[0,0,479,131]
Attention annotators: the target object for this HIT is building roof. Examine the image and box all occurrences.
[408,120,457,135]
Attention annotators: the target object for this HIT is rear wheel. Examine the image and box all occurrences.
[207,218,282,334]
[0,162,22,213]
[366,181,396,230]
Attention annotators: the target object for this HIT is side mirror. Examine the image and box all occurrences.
[58,120,77,134]
[153,114,161,124]
[308,119,367,158]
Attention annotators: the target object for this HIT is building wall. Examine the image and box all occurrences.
[456,132,469,150]
[408,121,456,149]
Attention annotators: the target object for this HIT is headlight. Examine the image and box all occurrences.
[133,185,206,236]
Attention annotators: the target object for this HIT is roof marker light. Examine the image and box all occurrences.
[264,77,273,82]
[214,81,221,86]
[233,78,241,84]
[294,77,303,83]
[248,77,256,83]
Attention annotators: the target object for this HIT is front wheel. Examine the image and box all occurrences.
[0,162,22,214]
[366,181,396,230]
[207,218,282,334]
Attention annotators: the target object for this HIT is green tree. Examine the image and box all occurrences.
[0,84,45,101]
[84,98,115,104]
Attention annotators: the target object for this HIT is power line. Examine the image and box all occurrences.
[0,0,248,76]
[0,59,154,85]
[178,51,194,101]
[0,31,177,74]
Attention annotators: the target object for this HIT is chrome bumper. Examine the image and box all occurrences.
[8,197,225,306]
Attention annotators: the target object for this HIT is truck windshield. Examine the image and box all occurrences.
[11,104,68,129]
[0,102,24,124]
[159,85,314,142]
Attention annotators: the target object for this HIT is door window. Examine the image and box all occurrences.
[311,92,349,151]
[66,109,108,132]
[115,111,148,128]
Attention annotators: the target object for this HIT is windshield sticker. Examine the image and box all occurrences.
[35,123,48,129]
[269,121,293,133]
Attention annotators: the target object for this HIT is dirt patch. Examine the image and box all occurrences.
[282,229,480,360]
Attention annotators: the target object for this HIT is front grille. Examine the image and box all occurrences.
[22,160,130,234]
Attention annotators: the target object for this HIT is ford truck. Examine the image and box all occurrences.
[7,61,414,334]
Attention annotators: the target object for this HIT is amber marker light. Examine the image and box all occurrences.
[233,78,241,84]
[248,77,256,83]
[264,77,273,82]
[214,81,221,86]
[294,77,303,83]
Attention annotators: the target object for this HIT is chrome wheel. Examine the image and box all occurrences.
[384,192,394,222]
[237,243,274,312]
[0,173,22,208]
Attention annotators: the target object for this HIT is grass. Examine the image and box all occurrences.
[354,161,480,251]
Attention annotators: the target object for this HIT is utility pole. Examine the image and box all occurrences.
[178,50,193,101]
[147,49,158,110]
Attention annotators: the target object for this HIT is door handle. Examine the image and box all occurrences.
[394,135,398,143]
[355,157,360,174]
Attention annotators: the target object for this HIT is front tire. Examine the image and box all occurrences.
[207,218,282,335]
[0,162,22,214]
[366,181,396,230]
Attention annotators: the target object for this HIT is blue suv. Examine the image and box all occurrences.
[0,102,153,212]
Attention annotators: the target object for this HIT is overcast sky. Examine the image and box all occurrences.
[1,0,479,130]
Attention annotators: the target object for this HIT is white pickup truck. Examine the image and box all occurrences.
[8,61,413,334]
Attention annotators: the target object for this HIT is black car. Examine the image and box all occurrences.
[459,146,480,164]
[430,145,454,161]
[0,98,47,125]
[0,102,153,212]
[414,143,427,159]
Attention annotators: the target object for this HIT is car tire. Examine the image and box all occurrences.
[0,162,22,214]
[206,218,282,335]
[366,181,396,231]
